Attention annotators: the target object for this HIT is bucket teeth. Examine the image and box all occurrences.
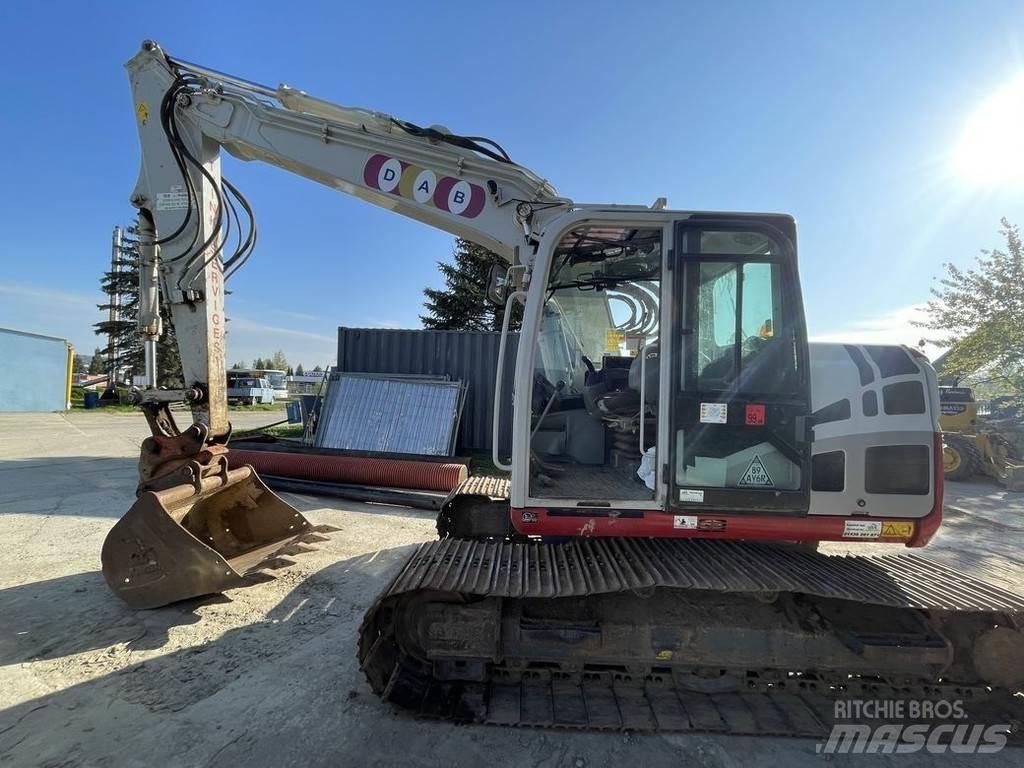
[300,533,332,544]
[242,572,277,586]
[311,524,341,534]
[102,465,337,609]
[259,556,298,571]
[277,543,319,556]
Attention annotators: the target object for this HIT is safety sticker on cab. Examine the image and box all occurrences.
[881,520,914,539]
[843,520,882,538]
[699,402,727,424]
[673,515,698,529]
[738,455,774,487]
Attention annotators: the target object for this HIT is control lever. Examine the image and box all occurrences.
[531,380,566,439]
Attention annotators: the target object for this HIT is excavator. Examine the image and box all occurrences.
[102,41,1024,736]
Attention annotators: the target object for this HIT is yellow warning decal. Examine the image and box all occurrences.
[605,329,625,352]
[881,521,914,539]
[136,101,149,125]
[655,650,674,661]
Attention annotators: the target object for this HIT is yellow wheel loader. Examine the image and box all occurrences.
[939,386,1024,490]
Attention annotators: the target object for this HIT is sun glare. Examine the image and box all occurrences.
[953,75,1024,185]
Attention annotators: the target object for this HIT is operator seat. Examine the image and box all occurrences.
[583,344,659,418]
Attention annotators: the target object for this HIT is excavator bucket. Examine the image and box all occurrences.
[102,463,332,609]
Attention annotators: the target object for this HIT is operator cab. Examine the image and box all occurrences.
[528,226,663,501]
[526,215,810,514]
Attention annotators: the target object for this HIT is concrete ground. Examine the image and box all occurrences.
[0,411,1022,768]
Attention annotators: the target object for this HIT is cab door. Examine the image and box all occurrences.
[669,217,811,514]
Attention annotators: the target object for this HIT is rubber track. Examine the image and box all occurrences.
[375,668,1020,737]
[384,537,1024,611]
[361,538,1024,735]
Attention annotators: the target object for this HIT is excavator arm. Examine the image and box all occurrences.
[103,41,570,608]
[125,40,568,436]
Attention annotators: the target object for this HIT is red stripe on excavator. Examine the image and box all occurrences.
[513,433,945,548]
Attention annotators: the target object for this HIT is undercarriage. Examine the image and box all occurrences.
[359,522,1024,737]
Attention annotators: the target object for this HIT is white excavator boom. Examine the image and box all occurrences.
[125,40,570,435]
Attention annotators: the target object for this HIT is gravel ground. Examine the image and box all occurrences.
[1,411,1022,768]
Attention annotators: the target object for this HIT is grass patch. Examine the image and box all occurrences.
[70,385,137,411]
[261,423,304,438]
[69,384,291,414]
[228,401,288,411]
[467,450,507,476]
[233,422,304,439]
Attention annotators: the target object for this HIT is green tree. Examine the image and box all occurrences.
[94,224,181,385]
[295,364,305,376]
[918,218,1024,393]
[313,365,323,373]
[252,357,265,369]
[421,238,521,331]
[269,350,288,370]
[231,361,247,370]
[286,366,294,376]
[88,347,104,375]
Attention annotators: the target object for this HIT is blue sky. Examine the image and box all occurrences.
[1,1,1022,368]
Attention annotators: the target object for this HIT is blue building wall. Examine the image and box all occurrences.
[0,328,70,412]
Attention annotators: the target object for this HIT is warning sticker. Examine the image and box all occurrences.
[156,186,188,211]
[745,403,766,426]
[843,520,882,538]
[738,455,774,487]
[678,489,705,503]
[673,515,698,529]
[698,518,726,532]
[605,329,625,352]
[700,402,728,424]
[881,521,914,539]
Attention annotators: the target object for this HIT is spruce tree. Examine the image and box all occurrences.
[95,224,182,386]
[421,238,521,331]
[269,350,289,370]
[88,348,105,375]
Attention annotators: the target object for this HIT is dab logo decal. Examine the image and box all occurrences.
[363,154,486,219]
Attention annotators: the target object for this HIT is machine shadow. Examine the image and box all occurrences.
[0,543,421,767]
[0,569,222,665]
[0,451,436,668]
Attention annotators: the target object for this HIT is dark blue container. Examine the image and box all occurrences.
[83,390,100,409]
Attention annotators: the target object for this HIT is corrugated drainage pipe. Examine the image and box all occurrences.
[227,449,467,492]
